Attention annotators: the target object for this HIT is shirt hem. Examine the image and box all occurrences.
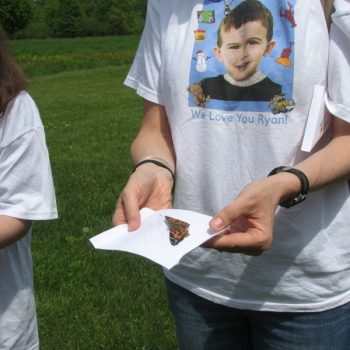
[325,96,350,123]
[164,270,350,313]
[0,210,58,221]
[124,76,163,105]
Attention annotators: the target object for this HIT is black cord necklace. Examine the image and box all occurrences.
[223,0,234,15]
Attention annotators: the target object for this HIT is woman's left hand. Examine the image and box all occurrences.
[203,176,291,256]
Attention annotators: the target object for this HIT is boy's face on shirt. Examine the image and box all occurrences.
[214,20,275,82]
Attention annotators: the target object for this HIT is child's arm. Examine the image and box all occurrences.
[0,215,31,249]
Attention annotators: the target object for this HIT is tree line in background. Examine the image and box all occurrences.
[0,0,147,39]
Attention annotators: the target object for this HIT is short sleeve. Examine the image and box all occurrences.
[124,0,164,104]
[0,93,57,220]
[325,0,350,121]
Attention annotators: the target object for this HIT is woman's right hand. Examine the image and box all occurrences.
[112,163,173,231]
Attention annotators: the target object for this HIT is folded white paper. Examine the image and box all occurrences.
[301,84,331,152]
[90,208,216,269]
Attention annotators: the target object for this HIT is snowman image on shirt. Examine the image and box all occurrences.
[193,50,211,72]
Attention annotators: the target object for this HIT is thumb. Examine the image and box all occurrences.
[209,203,242,232]
[112,193,142,231]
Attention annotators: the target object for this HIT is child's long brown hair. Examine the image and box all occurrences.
[0,28,27,116]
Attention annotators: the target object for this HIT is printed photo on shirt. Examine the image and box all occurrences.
[188,0,296,113]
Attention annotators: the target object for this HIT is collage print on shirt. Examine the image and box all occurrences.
[188,0,296,121]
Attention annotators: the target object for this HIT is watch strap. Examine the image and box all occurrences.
[268,166,309,208]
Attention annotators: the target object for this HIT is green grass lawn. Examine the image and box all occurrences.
[9,35,141,77]
[10,36,177,349]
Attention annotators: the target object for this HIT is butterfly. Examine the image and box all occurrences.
[165,216,190,246]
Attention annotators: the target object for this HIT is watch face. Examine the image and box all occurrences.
[280,194,307,208]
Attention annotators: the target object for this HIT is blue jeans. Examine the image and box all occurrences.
[165,278,350,350]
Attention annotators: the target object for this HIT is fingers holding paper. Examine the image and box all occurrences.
[112,163,173,231]
[204,178,283,256]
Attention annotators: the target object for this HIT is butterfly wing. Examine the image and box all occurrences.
[165,216,190,246]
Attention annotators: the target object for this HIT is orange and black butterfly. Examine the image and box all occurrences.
[165,216,190,246]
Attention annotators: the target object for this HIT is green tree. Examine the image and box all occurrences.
[105,0,146,35]
[0,0,33,37]
[45,0,81,37]
[4,0,147,39]
[80,0,109,36]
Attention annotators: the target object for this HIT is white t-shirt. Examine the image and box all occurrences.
[125,0,350,312]
[0,91,58,349]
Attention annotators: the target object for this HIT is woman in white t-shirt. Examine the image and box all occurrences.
[113,0,350,348]
[0,29,58,349]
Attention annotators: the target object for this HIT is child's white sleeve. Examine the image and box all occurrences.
[0,94,58,220]
[326,0,350,121]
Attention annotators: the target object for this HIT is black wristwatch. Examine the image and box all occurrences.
[268,166,309,208]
